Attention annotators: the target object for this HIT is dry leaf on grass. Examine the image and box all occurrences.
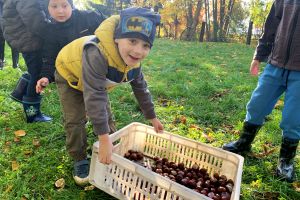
[84,185,95,191]
[24,150,33,157]
[14,130,26,137]
[274,99,284,109]
[11,160,19,171]
[4,185,13,194]
[250,144,276,158]
[14,137,21,143]
[292,182,300,192]
[55,178,65,189]
[33,138,41,147]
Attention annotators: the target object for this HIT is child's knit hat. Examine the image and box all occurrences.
[46,0,74,8]
[114,7,161,47]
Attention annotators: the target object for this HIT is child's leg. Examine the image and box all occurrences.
[55,71,87,161]
[280,70,300,141]
[245,64,286,125]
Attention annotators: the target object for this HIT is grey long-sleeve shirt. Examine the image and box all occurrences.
[82,45,156,135]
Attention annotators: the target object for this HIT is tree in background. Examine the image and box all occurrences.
[73,0,271,44]
[246,0,272,45]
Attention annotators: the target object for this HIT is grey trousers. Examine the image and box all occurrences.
[55,71,116,161]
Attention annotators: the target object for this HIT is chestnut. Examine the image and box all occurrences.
[170,170,177,176]
[204,179,211,188]
[221,192,230,200]
[213,172,220,179]
[178,163,185,170]
[213,193,221,200]
[181,178,189,186]
[196,180,204,188]
[199,168,207,174]
[169,174,175,180]
[156,164,162,169]
[192,163,199,171]
[153,156,160,161]
[225,183,233,193]
[178,171,185,176]
[136,152,144,160]
[227,179,234,185]
[186,172,193,178]
[156,168,163,173]
[130,153,137,160]
[208,192,215,199]
[124,152,131,158]
[175,174,183,183]
[162,158,168,163]
[220,175,227,182]
[188,179,197,189]
[200,189,208,196]
[217,186,227,193]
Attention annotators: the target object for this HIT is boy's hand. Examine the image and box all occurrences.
[250,60,260,76]
[98,134,113,165]
[36,77,49,93]
[150,118,164,133]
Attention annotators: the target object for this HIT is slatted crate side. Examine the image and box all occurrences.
[91,123,243,200]
[114,123,241,181]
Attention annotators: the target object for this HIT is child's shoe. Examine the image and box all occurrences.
[73,159,89,186]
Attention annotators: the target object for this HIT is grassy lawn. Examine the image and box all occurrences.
[0,39,299,199]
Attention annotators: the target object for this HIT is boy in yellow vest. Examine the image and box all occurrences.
[39,7,163,186]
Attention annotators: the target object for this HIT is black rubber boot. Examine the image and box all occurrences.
[222,122,262,154]
[22,96,52,123]
[10,73,30,103]
[276,137,299,183]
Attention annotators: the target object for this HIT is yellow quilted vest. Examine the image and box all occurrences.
[55,15,140,91]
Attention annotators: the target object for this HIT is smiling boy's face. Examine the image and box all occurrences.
[48,0,72,22]
[114,38,151,67]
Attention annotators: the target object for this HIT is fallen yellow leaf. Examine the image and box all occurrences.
[292,182,300,192]
[33,138,41,147]
[4,185,13,194]
[84,185,95,191]
[14,137,21,143]
[55,178,65,189]
[11,160,19,171]
[14,130,26,137]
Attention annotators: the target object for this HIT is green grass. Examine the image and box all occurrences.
[0,39,299,199]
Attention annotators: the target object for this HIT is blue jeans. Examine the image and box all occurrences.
[22,51,42,100]
[245,64,300,140]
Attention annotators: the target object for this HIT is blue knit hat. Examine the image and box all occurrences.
[114,7,161,47]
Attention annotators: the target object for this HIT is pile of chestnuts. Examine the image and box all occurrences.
[124,149,144,162]
[124,151,234,200]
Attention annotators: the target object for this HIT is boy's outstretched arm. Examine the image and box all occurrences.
[150,118,164,133]
[98,134,113,165]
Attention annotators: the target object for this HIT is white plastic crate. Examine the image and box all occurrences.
[89,122,244,200]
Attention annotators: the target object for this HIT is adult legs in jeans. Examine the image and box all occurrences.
[21,51,52,123]
[55,71,89,186]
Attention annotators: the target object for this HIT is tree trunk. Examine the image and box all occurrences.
[189,0,203,41]
[219,0,226,41]
[246,20,253,45]
[212,0,218,41]
[223,0,235,36]
[184,2,193,40]
[174,15,179,39]
[205,0,211,41]
[199,21,206,42]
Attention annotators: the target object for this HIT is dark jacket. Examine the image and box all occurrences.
[254,0,300,71]
[41,9,105,82]
[1,0,48,52]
